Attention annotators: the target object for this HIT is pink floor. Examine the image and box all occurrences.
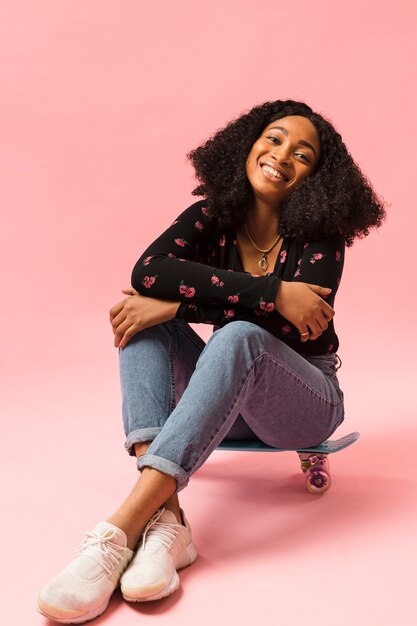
[2,319,416,626]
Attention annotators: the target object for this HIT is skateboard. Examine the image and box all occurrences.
[217,432,359,495]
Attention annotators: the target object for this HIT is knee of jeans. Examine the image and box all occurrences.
[208,321,268,356]
[119,321,174,353]
[218,320,265,341]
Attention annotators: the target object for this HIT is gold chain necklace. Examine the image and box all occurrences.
[243,223,282,272]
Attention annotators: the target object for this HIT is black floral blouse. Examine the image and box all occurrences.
[131,200,345,357]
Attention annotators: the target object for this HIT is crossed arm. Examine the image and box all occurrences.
[109,201,343,348]
[109,281,334,349]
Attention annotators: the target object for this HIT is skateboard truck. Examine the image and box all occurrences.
[217,432,359,495]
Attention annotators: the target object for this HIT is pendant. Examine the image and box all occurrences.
[259,254,268,271]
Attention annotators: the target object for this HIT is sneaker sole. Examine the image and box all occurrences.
[122,542,198,603]
[37,597,110,624]
[122,570,180,602]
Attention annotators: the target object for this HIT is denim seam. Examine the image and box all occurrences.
[169,321,204,411]
[168,330,176,414]
[254,352,343,406]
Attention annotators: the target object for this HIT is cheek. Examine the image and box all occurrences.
[247,140,263,163]
[245,151,257,175]
[295,165,314,184]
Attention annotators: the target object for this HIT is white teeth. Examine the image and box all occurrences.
[262,165,287,181]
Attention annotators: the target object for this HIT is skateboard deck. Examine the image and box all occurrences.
[216,431,359,454]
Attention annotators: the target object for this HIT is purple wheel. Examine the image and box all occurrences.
[306,469,331,494]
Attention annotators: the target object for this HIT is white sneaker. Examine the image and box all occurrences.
[37,522,134,624]
[120,508,198,602]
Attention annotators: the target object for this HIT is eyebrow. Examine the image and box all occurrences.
[268,126,318,159]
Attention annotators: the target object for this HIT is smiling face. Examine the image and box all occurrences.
[245,115,321,209]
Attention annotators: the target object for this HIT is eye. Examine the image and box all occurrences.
[295,152,311,164]
[267,135,281,144]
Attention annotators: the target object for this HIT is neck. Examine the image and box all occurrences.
[244,201,280,247]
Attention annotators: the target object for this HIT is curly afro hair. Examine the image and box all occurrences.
[187,100,386,246]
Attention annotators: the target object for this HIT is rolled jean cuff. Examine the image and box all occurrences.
[136,453,190,492]
[124,427,163,456]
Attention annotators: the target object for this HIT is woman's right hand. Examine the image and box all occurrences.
[274,281,335,342]
[109,290,181,348]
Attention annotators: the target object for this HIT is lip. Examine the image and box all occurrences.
[260,162,290,183]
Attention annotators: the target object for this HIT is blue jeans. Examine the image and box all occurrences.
[119,320,345,492]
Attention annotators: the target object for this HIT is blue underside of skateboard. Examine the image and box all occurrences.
[216,432,360,454]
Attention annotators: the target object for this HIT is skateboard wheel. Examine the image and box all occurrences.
[306,469,331,494]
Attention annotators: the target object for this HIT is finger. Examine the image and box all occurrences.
[306,284,332,297]
[109,301,125,321]
[306,320,323,341]
[114,317,136,339]
[322,306,335,322]
[111,310,128,330]
[122,288,138,296]
[118,325,138,349]
[114,325,134,347]
[304,285,335,318]
[315,314,329,333]
[298,325,310,342]
[317,300,335,321]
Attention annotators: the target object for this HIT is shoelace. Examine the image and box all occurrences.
[76,529,126,577]
[141,508,180,552]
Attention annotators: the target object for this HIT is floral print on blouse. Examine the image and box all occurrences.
[131,200,345,357]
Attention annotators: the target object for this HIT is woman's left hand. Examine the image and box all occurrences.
[109,288,180,348]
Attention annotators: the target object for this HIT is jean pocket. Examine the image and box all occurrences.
[306,354,337,378]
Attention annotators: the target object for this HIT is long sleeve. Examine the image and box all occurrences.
[175,301,254,326]
[291,235,345,308]
[131,200,281,313]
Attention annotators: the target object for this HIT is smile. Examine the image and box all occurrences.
[261,164,289,183]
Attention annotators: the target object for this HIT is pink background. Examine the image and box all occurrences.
[1,1,416,625]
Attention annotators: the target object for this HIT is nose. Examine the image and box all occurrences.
[271,145,290,166]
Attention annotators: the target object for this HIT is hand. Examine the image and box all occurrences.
[109,289,180,348]
[274,281,335,342]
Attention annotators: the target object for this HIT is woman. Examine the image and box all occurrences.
[38,100,385,623]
